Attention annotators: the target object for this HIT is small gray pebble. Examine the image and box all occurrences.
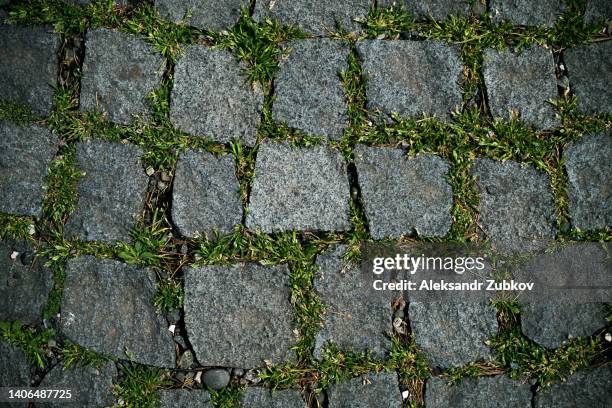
[20,251,36,266]
[180,244,189,254]
[167,309,181,323]
[232,368,244,377]
[202,368,230,390]
[174,335,188,350]
[178,350,195,370]
[393,309,405,320]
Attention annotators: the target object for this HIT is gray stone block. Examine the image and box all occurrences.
[0,121,59,218]
[60,256,175,367]
[378,0,471,20]
[490,0,562,26]
[241,388,306,408]
[246,142,350,233]
[354,146,453,239]
[172,150,242,238]
[409,302,498,368]
[253,0,370,36]
[426,375,532,408]
[0,24,58,116]
[64,140,148,243]
[273,39,349,140]
[0,341,30,389]
[584,0,612,23]
[157,389,213,408]
[534,365,612,407]
[79,28,164,125]
[471,158,556,254]
[155,0,248,31]
[357,40,463,121]
[564,41,612,115]
[170,45,262,145]
[483,47,559,129]
[184,263,296,368]
[327,372,403,408]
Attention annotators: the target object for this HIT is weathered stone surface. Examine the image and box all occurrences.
[0,121,59,217]
[155,0,248,31]
[0,240,52,325]
[426,375,532,408]
[246,142,350,233]
[535,365,612,407]
[564,132,611,230]
[172,150,242,238]
[327,372,403,408]
[184,263,295,368]
[409,302,498,368]
[584,0,612,23]
[483,47,558,129]
[60,256,175,367]
[64,140,148,243]
[378,0,471,20]
[521,302,607,349]
[490,0,562,26]
[354,146,453,239]
[273,39,349,140]
[80,28,163,125]
[564,42,612,115]
[0,341,30,387]
[471,158,556,254]
[357,40,463,121]
[253,0,370,36]
[0,24,58,116]
[157,389,213,408]
[241,388,306,408]
[170,45,262,144]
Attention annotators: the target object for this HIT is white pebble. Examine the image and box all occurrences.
[168,324,176,334]
[10,251,19,260]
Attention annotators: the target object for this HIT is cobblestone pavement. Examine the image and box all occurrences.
[0,0,611,407]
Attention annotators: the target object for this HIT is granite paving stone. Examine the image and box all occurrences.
[60,256,175,367]
[354,146,453,239]
[489,0,562,26]
[426,375,532,407]
[79,28,164,125]
[0,121,59,217]
[273,39,349,140]
[155,0,248,31]
[240,388,306,408]
[172,150,242,238]
[64,140,148,243]
[327,372,403,408]
[534,365,612,407]
[0,24,58,116]
[184,263,296,368]
[584,0,612,23]
[0,341,30,388]
[378,0,471,20]
[170,45,263,144]
[483,47,559,129]
[246,142,351,233]
[471,158,556,254]
[357,40,463,121]
[157,389,213,408]
[409,302,498,368]
[564,41,612,115]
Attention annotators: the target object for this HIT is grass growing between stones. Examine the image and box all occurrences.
[114,363,168,408]
[60,340,109,369]
[0,321,53,368]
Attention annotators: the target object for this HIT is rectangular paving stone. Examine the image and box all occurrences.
[357,40,463,121]
[157,389,213,408]
[184,263,296,368]
[378,0,471,20]
[246,142,350,233]
[0,24,59,116]
[534,365,612,407]
[483,47,559,129]
[64,140,148,243]
[426,375,532,407]
[172,150,243,238]
[273,39,349,140]
[490,0,562,26]
[79,28,164,125]
[355,146,453,239]
[471,158,556,254]
[170,45,263,145]
[241,388,306,408]
[1,341,30,392]
[155,0,248,31]
[253,0,370,36]
[564,41,612,115]
[327,372,403,408]
[0,121,59,218]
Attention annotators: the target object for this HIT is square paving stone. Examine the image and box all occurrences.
[354,146,453,239]
[246,142,351,233]
[0,121,59,217]
[64,140,148,243]
[157,389,213,408]
[60,256,175,368]
[314,245,396,359]
[0,240,53,325]
[0,24,59,116]
[241,388,306,408]
[471,158,556,254]
[172,150,242,238]
[357,40,463,121]
[378,0,471,20]
[184,263,296,368]
[155,0,248,31]
[409,302,498,368]
[1,341,30,390]
[483,47,559,129]
[253,0,370,36]
[273,39,349,140]
[564,41,612,115]
[327,372,403,408]
[426,375,532,407]
[489,0,562,26]
[584,0,612,23]
[534,365,612,407]
[170,45,263,145]
[79,28,164,125]
[563,132,611,230]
